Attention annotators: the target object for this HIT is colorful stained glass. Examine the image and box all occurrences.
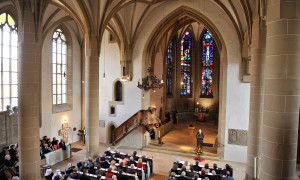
[53,29,67,105]
[167,41,172,65]
[202,30,213,66]
[0,13,18,111]
[166,68,172,96]
[166,40,173,96]
[201,68,213,96]
[180,31,191,95]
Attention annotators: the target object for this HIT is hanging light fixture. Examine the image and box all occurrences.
[137,67,163,90]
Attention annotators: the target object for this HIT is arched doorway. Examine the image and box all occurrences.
[107,122,117,144]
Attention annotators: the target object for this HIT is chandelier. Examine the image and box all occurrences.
[137,67,163,90]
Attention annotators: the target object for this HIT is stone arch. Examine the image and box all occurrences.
[106,121,118,144]
[139,3,243,160]
[112,78,124,104]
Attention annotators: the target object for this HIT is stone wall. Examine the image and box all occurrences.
[0,106,18,149]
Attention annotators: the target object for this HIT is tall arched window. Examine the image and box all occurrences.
[115,80,122,102]
[0,13,18,111]
[201,30,213,96]
[52,28,67,105]
[180,31,192,95]
[166,40,173,96]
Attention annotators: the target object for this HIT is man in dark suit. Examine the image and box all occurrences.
[192,161,201,171]
[115,149,121,158]
[59,139,67,150]
[100,153,106,161]
[132,151,139,161]
[117,169,128,180]
[127,157,136,166]
[100,158,110,169]
[104,147,112,156]
[109,154,116,162]
[52,137,58,146]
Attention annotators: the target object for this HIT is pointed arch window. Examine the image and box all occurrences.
[166,41,173,96]
[201,30,213,96]
[180,31,192,95]
[52,28,67,105]
[115,80,122,102]
[0,13,18,111]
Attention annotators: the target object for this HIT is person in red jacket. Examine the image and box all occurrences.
[136,158,146,173]
[105,167,114,178]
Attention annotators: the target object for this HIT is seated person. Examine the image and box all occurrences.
[104,147,112,156]
[59,139,67,150]
[199,168,206,179]
[170,163,179,174]
[4,155,13,167]
[132,151,139,161]
[204,163,210,173]
[109,154,116,162]
[78,169,89,180]
[136,158,146,173]
[88,165,95,174]
[126,164,136,174]
[210,170,220,180]
[192,161,201,171]
[9,161,19,177]
[69,169,79,179]
[79,162,87,172]
[110,160,117,171]
[127,157,136,166]
[117,162,126,171]
[77,160,83,169]
[101,158,110,169]
[53,141,60,150]
[105,167,114,178]
[115,149,121,158]
[222,170,234,180]
[52,137,58,146]
[116,169,128,180]
[180,165,187,176]
[95,164,104,176]
[119,155,127,165]
[187,166,199,179]
[168,172,176,180]
[44,169,54,180]
[100,153,106,161]
[141,155,147,163]
[213,163,220,174]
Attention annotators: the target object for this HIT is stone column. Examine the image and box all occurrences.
[85,35,100,158]
[17,2,41,179]
[245,16,266,179]
[260,0,300,179]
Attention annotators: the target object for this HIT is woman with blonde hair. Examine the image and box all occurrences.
[136,158,146,173]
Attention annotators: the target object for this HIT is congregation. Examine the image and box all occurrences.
[0,144,19,180]
[40,136,67,159]
[168,161,233,180]
[44,148,153,180]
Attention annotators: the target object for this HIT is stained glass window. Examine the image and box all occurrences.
[52,28,67,105]
[0,13,18,111]
[166,68,172,96]
[201,68,213,96]
[180,31,191,95]
[166,41,173,96]
[201,30,213,96]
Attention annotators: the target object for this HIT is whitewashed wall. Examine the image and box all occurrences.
[99,31,142,143]
[40,24,82,144]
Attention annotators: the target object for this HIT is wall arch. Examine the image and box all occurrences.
[106,121,118,144]
[136,1,249,162]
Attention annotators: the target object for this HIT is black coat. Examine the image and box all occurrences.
[117,173,128,180]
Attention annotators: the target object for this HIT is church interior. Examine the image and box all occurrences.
[0,0,299,179]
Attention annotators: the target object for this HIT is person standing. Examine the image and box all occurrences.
[196,129,204,147]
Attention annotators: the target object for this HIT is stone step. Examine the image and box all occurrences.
[142,144,219,161]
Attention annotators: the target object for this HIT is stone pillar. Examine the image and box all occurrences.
[245,17,266,179]
[17,2,41,179]
[85,35,100,158]
[260,1,300,179]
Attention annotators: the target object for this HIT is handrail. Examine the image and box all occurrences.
[112,109,160,145]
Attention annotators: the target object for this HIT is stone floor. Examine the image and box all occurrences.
[162,122,218,154]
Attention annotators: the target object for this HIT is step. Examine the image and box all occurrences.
[142,146,219,161]
[147,143,217,157]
